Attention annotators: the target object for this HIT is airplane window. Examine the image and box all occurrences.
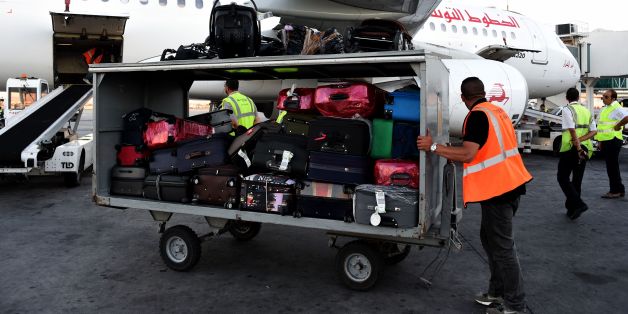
[492,30,497,37]
[140,0,148,4]
[462,26,468,34]
[473,27,478,35]
[511,32,516,39]
[159,0,167,5]
[452,25,457,33]
[430,22,435,31]
[482,29,488,36]
[178,0,185,7]
[196,0,203,9]
[121,0,129,3]
[440,23,446,32]
[501,31,507,39]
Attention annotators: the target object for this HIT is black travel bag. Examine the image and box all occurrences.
[251,133,308,176]
[307,117,371,155]
[188,109,234,135]
[120,108,153,146]
[353,184,418,228]
[208,0,261,58]
[296,181,353,221]
[192,165,241,209]
[149,147,178,174]
[228,121,282,170]
[110,166,147,196]
[143,174,191,203]
[281,112,318,136]
[306,151,371,185]
[176,135,229,174]
[240,174,297,215]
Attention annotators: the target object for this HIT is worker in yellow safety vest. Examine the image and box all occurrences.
[595,89,626,199]
[557,88,597,219]
[417,77,532,314]
[220,79,258,135]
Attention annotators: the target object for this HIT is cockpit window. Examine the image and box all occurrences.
[330,0,418,14]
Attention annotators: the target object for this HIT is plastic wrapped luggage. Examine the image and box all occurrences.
[373,159,419,189]
[384,90,420,122]
[110,166,147,196]
[208,1,261,58]
[116,144,149,166]
[281,112,318,136]
[297,181,353,221]
[240,174,296,215]
[276,87,316,112]
[149,148,178,174]
[354,185,418,228]
[251,133,308,176]
[143,175,191,203]
[176,135,229,174]
[192,165,241,209]
[176,119,213,142]
[313,82,386,118]
[370,119,393,159]
[307,117,371,156]
[391,122,420,159]
[306,151,371,185]
[228,121,282,170]
[187,109,233,135]
[144,119,178,150]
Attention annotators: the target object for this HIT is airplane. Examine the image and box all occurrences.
[0,0,580,135]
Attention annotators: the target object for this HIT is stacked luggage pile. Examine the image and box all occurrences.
[110,82,421,228]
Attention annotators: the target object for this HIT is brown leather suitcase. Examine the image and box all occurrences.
[192,165,241,208]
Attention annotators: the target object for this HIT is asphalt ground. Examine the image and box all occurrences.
[1,111,627,313]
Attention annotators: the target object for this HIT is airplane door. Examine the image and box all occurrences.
[522,18,548,64]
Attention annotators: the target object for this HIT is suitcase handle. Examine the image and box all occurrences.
[186,150,210,160]
[266,150,293,172]
[284,98,301,109]
[329,93,349,101]
[390,173,412,186]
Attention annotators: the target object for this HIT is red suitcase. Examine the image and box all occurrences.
[276,87,316,112]
[314,82,386,118]
[144,119,178,150]
[116,144,150,166]
[175,119,213,142]
[374,159,419,189]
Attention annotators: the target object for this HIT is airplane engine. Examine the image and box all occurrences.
[442,59,528,137]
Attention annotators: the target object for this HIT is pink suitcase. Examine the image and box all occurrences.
[374,159,419,189]
[276,87,316,112]
[314,82,386,118]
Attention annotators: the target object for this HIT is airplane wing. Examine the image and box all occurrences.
[476,45,540,62]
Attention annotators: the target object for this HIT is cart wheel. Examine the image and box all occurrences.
[380,243,412,265]
[336,240,383,291]
[64,151,84,187]
[228,220,262,241]
[159,225,201,271]
[393,31,404,51]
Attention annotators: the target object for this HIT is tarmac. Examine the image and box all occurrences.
[1,111,627,313]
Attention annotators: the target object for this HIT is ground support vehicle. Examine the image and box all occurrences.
[91,51,461,290]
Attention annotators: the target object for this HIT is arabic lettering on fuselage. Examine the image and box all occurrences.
[430,7,520,28]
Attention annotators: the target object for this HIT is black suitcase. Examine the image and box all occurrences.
[391,122,420,159]
[188,109,234,135]
[228,121,282,170]
[281,112,318,136]
[297,181,353,221]
[354,184,418,228]
[149,147,178,174]
[208,1,261,58]
[176,135,229,174]
[192,165,241,208]
[307,117,371,155]
[110,166,147,196]
[306,151,371,185]
[143,174,191,203]
[251,133,308,176]
[121,108,153,146]
[240,174,296,215]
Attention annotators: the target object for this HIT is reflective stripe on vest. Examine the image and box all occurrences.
[222,92,256,132]
[560,103,594,156]
[595,101,623,141]
[276,110,287,123]
[462,102,532,206]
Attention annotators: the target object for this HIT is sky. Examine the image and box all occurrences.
[465,0,628,32]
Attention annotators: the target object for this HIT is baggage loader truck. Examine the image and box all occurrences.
[91,51,461,290]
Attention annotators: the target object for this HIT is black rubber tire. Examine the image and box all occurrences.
[228,220,262,241]
[336,240,383,291]
[552,135,562,157]
[381,243,412,265]
[159,225,201,272]
[64,151,84,187]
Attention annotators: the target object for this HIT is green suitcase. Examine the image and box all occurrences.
[371,118,393,158]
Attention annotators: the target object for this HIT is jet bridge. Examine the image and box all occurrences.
[0,84,92,167]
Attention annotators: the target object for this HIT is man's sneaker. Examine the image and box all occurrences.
[485,303,526,314]
[475,293,503,306]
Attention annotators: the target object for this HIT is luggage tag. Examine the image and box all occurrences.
[278,150,293,171]
[370,190,387,226]
[237,149,252,168]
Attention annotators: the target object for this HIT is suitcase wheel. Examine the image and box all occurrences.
[224,201,233,209]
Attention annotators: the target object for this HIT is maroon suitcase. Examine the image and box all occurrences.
[373,159,419,189]
[192,165,241,208]
[116,144,149,166]
[276,87,316,112]
[313,82,386,118]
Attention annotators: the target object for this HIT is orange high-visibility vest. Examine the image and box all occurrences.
[462,102,532,206]
[83,48,103,64]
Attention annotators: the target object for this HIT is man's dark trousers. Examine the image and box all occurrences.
[480,196,526,311]
[557,146,587,213]
[601,138,625,194]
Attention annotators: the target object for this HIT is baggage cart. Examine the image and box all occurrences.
[91,51,461,290]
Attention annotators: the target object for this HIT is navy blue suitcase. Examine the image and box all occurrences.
[176,135,229,174]
[391,122,420,159]
[149,148,178,174]
[306,151,371,185]
[384,91,420,122]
